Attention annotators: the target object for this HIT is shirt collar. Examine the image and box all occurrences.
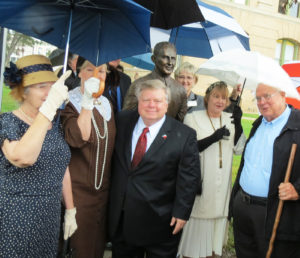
[262,105,291,125]
[136,115,166,137]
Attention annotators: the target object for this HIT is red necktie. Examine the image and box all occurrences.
[131,127,149,168]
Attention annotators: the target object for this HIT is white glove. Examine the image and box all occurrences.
[39,70,71,121]
[81,77,100,110]
[63,207,78,240]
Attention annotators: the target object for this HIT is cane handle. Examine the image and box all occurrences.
[92,66,105,98]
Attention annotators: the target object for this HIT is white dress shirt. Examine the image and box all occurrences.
[131,116,166,160]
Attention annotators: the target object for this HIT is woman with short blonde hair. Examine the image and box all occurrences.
[175,62,204,113]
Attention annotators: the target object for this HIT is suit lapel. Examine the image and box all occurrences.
[123,111,139,170]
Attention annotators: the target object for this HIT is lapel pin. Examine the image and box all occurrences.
[162,134,167,140]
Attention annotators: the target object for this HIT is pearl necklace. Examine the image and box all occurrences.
[91,112,108,190]
[19,107,35,124]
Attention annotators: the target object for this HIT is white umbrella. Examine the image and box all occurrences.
[197,49,300,100]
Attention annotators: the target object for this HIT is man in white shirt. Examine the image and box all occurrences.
[230,83,300,258]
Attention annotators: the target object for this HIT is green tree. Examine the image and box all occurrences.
[5,30,37,66]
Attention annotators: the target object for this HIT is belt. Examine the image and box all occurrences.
[239,188,267,206]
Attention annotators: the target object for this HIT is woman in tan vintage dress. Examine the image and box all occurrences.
[178,81,246,258]
[61,58,116,258]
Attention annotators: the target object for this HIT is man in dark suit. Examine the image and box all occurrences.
[109,79,200,258]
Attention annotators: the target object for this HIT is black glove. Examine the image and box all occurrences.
[197,126,230,152]
[231,105,243,145]
[231,105,242,126]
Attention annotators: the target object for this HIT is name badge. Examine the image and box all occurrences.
[188,100,197,107]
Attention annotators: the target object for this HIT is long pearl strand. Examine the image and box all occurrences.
[91,112,108,190]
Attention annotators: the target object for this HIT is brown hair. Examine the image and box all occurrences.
[79,60,107,72]
[10,81,27,103]
[204,81,229,109]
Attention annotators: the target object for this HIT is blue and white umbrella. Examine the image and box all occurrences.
[123,0,249,69]
[152,0,250,57]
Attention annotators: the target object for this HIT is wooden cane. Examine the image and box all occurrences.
[266,143,297,258]
[92,66,105,98]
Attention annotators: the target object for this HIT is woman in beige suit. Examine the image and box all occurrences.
[178,81,246,258]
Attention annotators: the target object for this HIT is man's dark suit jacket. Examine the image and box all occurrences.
[108,110,200,246]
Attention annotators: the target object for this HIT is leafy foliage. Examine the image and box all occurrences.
[5,30,37,66]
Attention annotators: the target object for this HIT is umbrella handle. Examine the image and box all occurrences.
[237,78,246,106]
[266,143,297,258]
[92,66,105,98]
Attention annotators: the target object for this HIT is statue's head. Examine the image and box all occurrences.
[152,42,177,77]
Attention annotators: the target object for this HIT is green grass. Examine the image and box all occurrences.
[243,113,259,119]
[1,85,19,113]
[232,117,255,179]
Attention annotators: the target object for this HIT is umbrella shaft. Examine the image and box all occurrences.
[63,9,73,73]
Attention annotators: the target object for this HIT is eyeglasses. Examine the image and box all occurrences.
[177,75,194,81]
[256,91,279,103]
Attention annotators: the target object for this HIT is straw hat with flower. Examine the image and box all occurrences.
[4,55,58,89]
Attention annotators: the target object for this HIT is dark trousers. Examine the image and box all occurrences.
[111,215,181,258]
[233,188,300,258]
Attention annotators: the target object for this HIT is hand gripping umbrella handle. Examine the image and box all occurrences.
[92,66,105,98]
[266,143,297,258]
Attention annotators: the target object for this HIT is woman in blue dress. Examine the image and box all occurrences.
[0,55,77,257]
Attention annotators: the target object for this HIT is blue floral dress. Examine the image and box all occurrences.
[0,112,71,258]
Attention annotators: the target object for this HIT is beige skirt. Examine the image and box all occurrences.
[178,217,228,258]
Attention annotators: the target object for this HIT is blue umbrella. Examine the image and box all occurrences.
[0,0,151,66]
[122,53,154,71]
[123,0,249,69]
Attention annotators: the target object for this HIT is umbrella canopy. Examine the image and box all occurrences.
[123,0,249,69]
[133,0,204,30]
[282,61,300,108]
[0,0,151,65]
[282,61,300,88]
[122,53,154,70]
[151,0,249,58]
[197,49,300,100]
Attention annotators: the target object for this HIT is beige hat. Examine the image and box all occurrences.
[16,55,58,87]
